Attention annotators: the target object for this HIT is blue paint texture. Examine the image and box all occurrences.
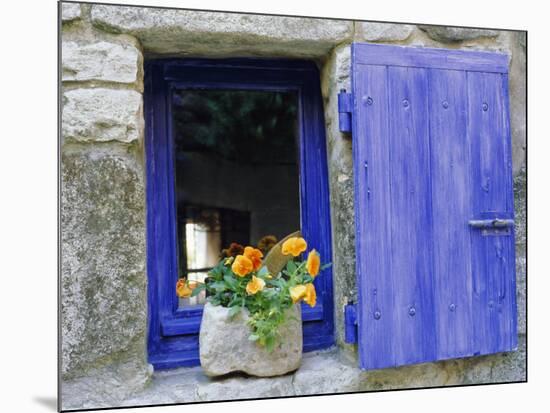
[351,44,517,370]
[145,58,334,370]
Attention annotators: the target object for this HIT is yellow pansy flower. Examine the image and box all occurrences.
[281,237,308,257]
[306,249,320,277]
[303,283,316,307]
[231,254,253,277]
[246,275,266,295]
[290,284,307,303]
[176,279,192,298]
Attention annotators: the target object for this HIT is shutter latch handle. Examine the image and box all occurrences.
[468,218,514,228]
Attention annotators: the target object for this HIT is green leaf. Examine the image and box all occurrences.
[257,266,270,277]
[320,263,332,271]
[248,334,260,342]
[286,260,297,273]
[265,336,275,352]
[223,275,238,289]
[210,282,227,293]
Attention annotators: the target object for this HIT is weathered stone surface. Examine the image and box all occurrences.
[514,167,526,334]
[62,3,81,22]
[462,334,526,384]
[90,4,353,57]
[62,88,143,143]
[293,351,362,394]
[507,32,527,173]
[197,374,295,401]
[66,344,526,409]
[61,359,153,410]
[199,303,302,377]
[61,148,147,379]
[419,26,499,42]
[356,22,414,42]
[119,366,204,407]
[62,40,142,85]
[361,358,466,390]
[320,45,356,350]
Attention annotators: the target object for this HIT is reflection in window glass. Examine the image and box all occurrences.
[173,89,300,308]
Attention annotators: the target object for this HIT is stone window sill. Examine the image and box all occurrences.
[118,335,525,408]
[120,348,362,406]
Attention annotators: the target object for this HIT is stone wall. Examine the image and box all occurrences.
[60,2,526,410]
[60,2,151,408]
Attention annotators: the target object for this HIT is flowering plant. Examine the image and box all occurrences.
[177,235,330,351]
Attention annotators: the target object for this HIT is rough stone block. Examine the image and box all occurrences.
[293,351,362,395]
[62,88,143,143]
[62,40,142,86]
[361,358,466,390]
[199,302,302,377]
[62,3,81,22]
[61,148,147,379]
[419,26,499,42]
[91,4,353,57]
[356,22,414,42]
[61,360,152,410]
[196,375,294,401]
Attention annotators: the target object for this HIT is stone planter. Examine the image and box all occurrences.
[199,302,302,377]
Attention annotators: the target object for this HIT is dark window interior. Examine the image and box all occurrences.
[172,89,300,306]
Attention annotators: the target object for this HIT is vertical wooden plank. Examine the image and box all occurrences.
[353,63,395,369]
[387,66,436,365]
[428,68,474,360]
[468,72,517,355]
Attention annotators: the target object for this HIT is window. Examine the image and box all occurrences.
[145,59,334,369]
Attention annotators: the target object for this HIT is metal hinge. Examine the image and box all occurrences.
[338,89,353,133]
[344,302,358,344]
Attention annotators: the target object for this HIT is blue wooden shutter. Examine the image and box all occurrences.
[351,43,517,370]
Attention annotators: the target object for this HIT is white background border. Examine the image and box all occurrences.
[0,0,544,412]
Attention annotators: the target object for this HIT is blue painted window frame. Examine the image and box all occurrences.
[144,58,334,370]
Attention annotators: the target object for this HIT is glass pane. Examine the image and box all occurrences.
[178,272,208,307]
[185,215,221,270]
[173,89,300,308]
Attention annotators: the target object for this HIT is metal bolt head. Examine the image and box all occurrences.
[449,303,456,312]
[482,102,489,111]
[403,99,409,108]
[442,101,449,109]
[364,96,373,106]
[374,310,381,320]
[408,307,416,316]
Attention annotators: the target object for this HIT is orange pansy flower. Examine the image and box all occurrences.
[231,254,253,277]
[306,249,321,277]
[243,246,264,271]
[176,279,193,298]
[281,237,308,257]
[303,283,316,307]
